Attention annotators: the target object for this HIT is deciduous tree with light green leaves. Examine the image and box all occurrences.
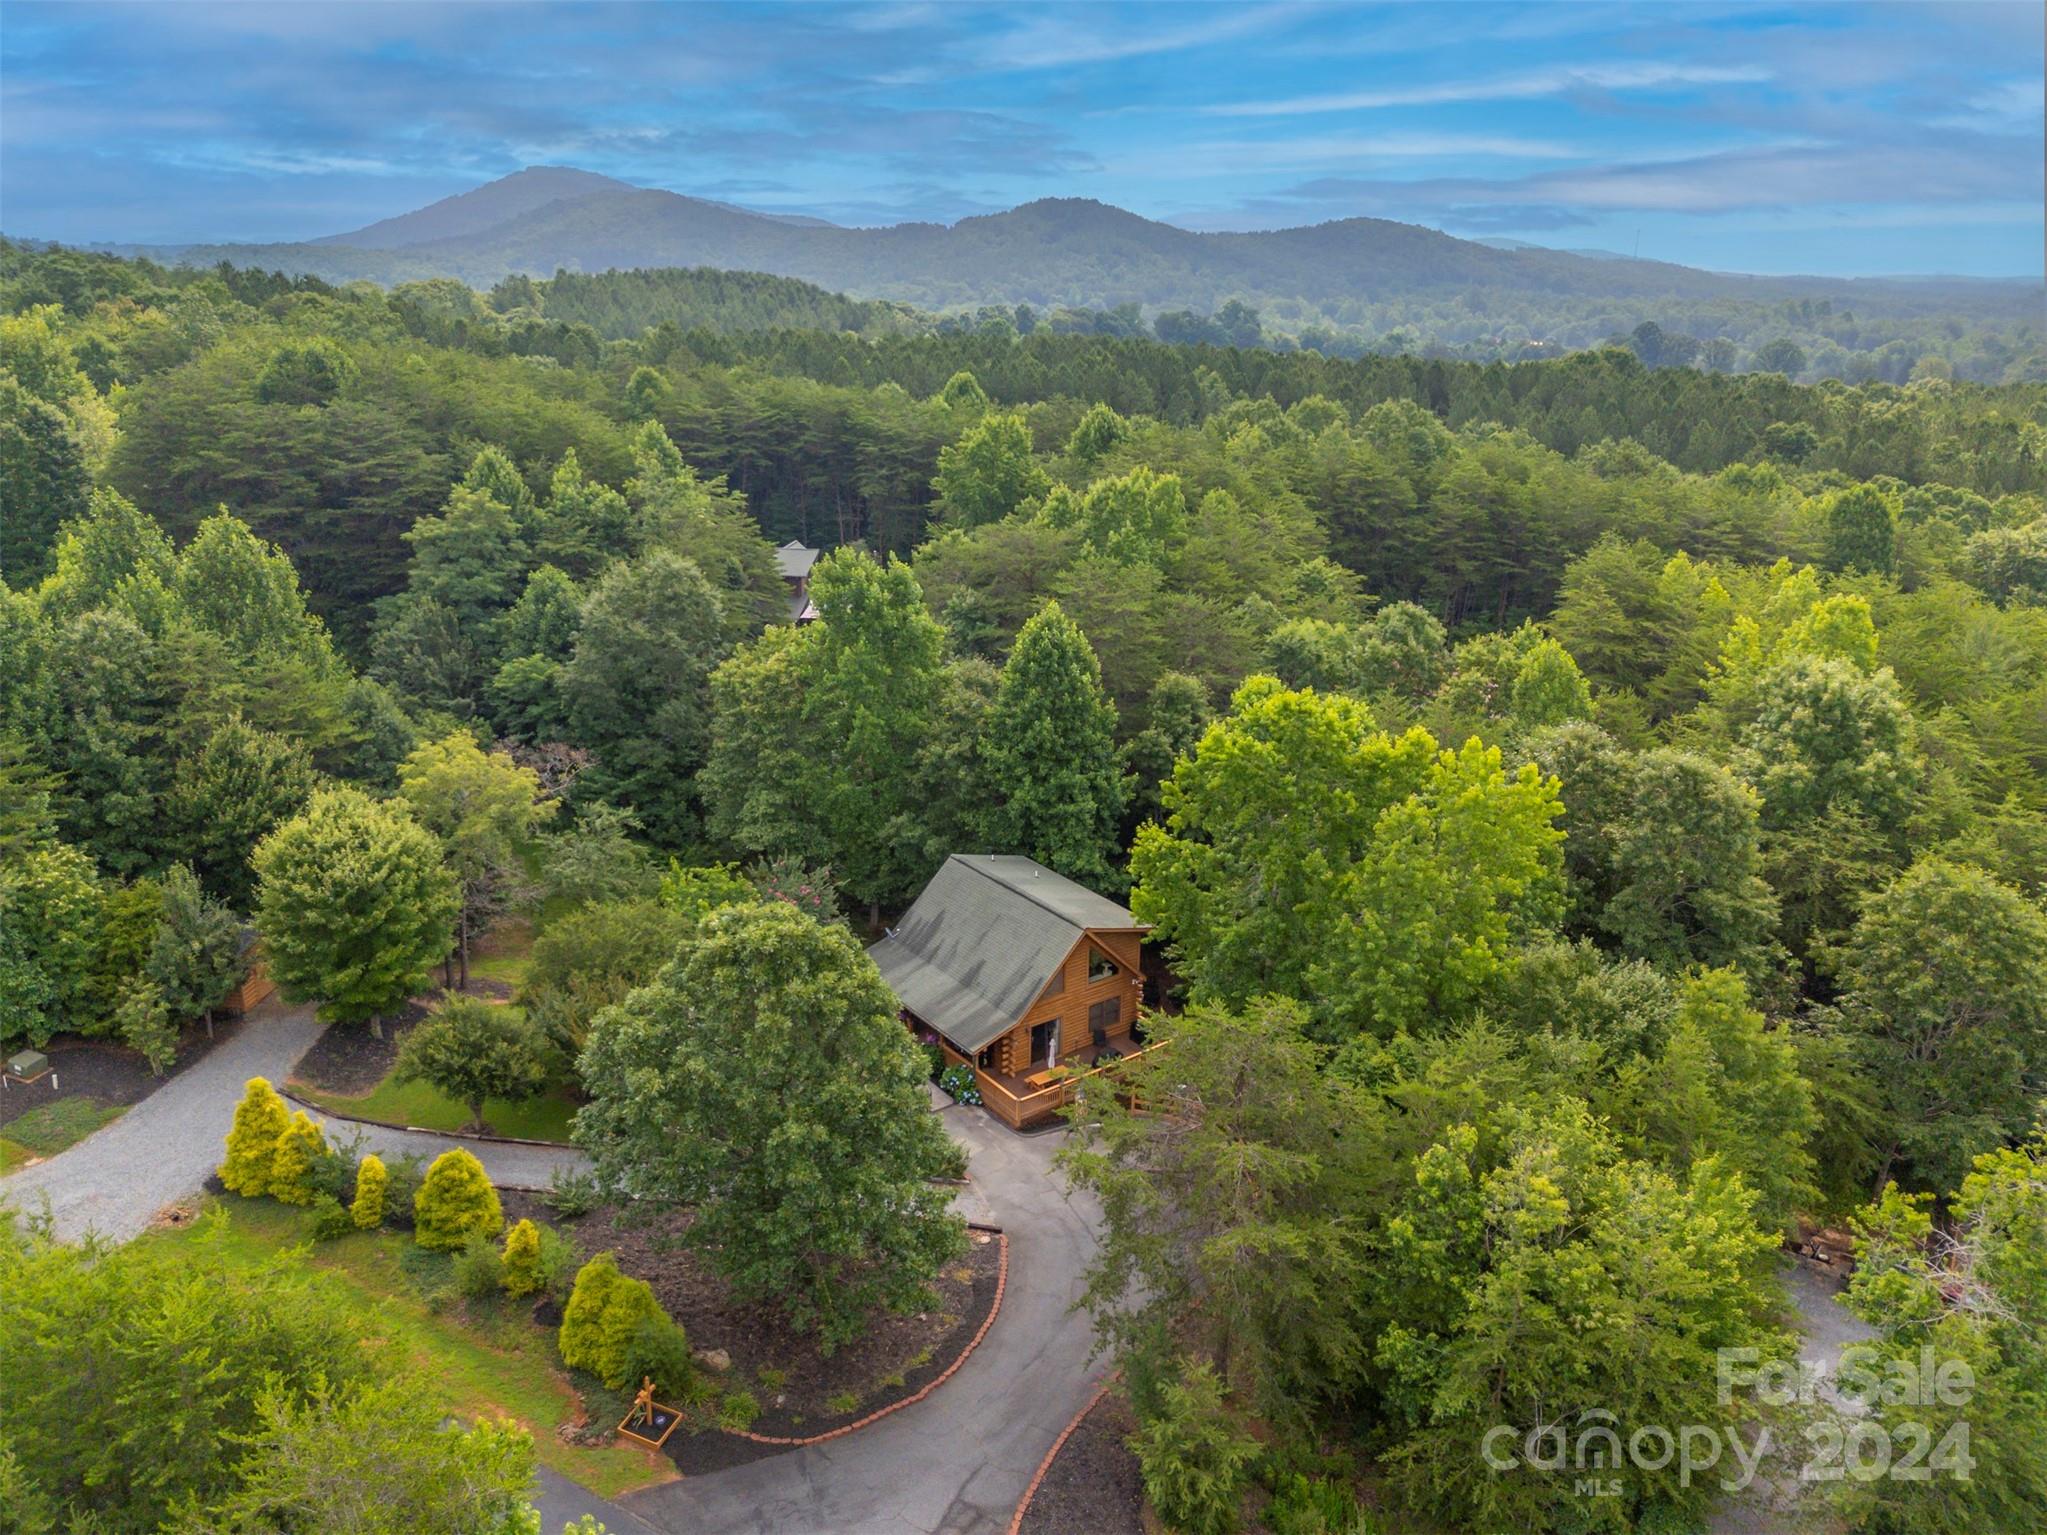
[252,787,458,1034]
[1034,465,1187,564]
[1599,748,1782,983]
[977,600,1125,888]
[1840,1134,2047,1535]
[933,410,1048,529]
[1739,655,1920,835]
[181,1375,540,1535]
[397,732,552,985]
[1368,1102,1787,1535]
[0,841,102,1048]
[576,901,966,1347]
[1132,678,1563,1041]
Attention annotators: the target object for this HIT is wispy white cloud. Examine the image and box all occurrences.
[1111,132,1585,176]
[985,5,1298,70]
[1205,61,1773,117]
[1931,76,2044,128]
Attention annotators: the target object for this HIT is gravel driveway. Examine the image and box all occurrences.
[1,997,328,1242]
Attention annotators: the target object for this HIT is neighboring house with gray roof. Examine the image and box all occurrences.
[775,540,820,623]
[871,854,1150,1128]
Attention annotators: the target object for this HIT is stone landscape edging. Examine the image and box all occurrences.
[278,1086,577,1149]
[1006,1373,1117,1535]
[721,1223,1009,1448]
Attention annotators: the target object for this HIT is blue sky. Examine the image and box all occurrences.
[4,1,2041,276]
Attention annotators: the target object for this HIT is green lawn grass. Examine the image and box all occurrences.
[134,1196,672,1500]
[292,991,579,1143]
[295,1075,580,1142]
[0,1096,127,1164]
[468,949,533,989]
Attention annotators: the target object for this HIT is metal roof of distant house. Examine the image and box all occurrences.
[868,855,1145,1054]
[775,541,820,581]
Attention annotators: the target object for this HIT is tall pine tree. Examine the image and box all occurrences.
[979,600,1125,888]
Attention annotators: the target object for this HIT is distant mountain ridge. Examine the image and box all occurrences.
[95,167,2038,327]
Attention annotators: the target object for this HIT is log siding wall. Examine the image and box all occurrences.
[990,929,1146,1077]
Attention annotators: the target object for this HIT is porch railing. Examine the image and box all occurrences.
[964,1037,1169,1129]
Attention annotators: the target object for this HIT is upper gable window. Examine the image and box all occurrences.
[1087,946,1120,983]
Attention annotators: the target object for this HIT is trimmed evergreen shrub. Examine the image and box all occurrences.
[411,1148,503,1251]
[558,1253,623,1376]
[500,1218,543,1297]
[558,1252,666,1387]
[350,1153,387,1229]
[268,1110,327,1205]
[220,1077,290,1195]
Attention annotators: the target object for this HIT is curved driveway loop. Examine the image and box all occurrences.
[618,1101,1111,1535]
[3,1000,1113,1535]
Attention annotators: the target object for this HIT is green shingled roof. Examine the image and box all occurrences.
[869,855,1142,1055]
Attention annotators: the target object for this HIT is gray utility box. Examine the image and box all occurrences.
[6,1049,50,1080]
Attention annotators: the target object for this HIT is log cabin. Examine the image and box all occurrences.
[871,854,1154,1129]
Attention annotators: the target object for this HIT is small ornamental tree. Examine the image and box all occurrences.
[221,1077,291,1195]
[269,1111,327,1205]
[252,787,459,1037]
[501,1218,543,1298]
[391,997,551,1134]
[351,1153,388,1229]
[146,863,246,1037]
[557,1253,622,1376]
[116,977,177,1076]
[557,1252,664,1388]
[412,1148,503,1252]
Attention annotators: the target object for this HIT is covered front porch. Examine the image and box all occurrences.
[930,1024,1163,1131]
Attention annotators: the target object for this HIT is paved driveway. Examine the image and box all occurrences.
[619,1100,1110,1535]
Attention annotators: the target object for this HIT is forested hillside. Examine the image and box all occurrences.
[5,237,2046,1535]
[87,166,2044,380]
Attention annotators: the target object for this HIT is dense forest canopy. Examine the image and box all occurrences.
[5,234,2047,1535]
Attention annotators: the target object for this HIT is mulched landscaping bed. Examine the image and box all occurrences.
[289,976,510,1096]
[1018,1387,1147,1535]
[0,1015,245,1136]
[501,1192,1005,1473]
